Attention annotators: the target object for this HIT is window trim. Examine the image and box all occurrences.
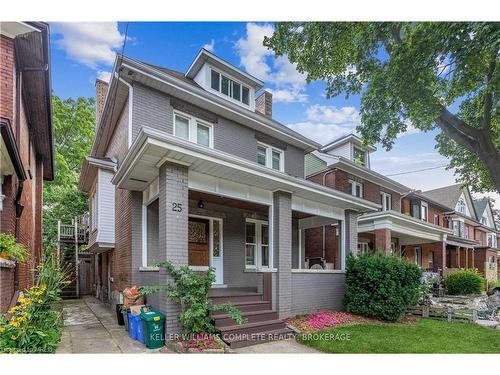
[173,110,214,148]
[245,218,271,270]
[256,142,284,172]
[380,191,392,211]
[210,68,250,106]
[348,179,363,198]
[420,202,428,222]
[90,186,98,231]
[352,146,366,166]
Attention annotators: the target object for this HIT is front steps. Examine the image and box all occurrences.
[209,288,294,348]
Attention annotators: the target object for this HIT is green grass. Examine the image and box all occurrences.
[297,319,500,353]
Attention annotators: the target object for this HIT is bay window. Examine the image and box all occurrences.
[174,111,213,148]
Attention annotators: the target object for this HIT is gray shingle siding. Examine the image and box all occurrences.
[131,83,305,177]
[291,273,345,314]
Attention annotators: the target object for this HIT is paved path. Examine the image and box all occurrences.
[57,296,164,353]
[234,339,320,353]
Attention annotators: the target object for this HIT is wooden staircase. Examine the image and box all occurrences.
[209,287,294,349]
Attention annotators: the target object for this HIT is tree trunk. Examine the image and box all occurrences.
[436,109,500,194]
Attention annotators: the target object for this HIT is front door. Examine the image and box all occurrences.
[188,216,224,285]
[188,218,210,267]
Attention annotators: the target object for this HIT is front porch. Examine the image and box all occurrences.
[112,127,378,337]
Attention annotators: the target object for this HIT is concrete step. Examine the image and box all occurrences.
[213,309,278,327]
[225,300,271,313]
[224,327,295,349]
[209,292,263,304]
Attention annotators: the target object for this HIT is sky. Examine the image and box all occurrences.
[49,21,499,208]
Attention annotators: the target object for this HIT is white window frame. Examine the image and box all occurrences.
[90,185,98,231]
[348,179,363,198]
[256,142,284,172]
[210,68,250,106]
[414,247,422,266]
[457,198,466,214]
[358,242,370,255]
[352,146,366,166]
[380,191,392,211]
[173,110,214,148]
[420,202,428,222]
[245,218,271,270]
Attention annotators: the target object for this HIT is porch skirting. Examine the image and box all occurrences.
[290,271,345,315]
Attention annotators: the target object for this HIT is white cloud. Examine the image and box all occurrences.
[97,70,112,83]
[286,105,361,143]
[202,39,215,52]
[52,22,126,69]
[235,23,308,103]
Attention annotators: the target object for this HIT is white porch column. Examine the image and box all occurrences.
[273,190,292,318]
[158,161,189,337]
[344,210,359,258]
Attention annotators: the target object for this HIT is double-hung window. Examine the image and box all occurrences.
[348,180,363,198]
[174,112,214,148]
[420,202,428,222]
[210,69,250,106]
[380,192,392,211]
[353,146,366,166]
[245,219,270,269]
[256,142,284,172]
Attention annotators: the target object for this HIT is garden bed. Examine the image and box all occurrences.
[165,334,229,353]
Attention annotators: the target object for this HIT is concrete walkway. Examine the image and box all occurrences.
[234,339,320,354]
[57,296,163,353]
[56,296,318,354]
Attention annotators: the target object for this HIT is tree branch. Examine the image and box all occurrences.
[482,52,497,130]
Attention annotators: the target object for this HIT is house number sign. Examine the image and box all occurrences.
[172,202,183,212]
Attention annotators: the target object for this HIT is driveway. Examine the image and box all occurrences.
[57,296,165,353]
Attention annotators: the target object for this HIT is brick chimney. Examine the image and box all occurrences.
[95,79,109,125]
[255,91,273,118]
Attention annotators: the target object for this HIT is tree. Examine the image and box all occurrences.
[264,22,500,194]
[43,95,95,246]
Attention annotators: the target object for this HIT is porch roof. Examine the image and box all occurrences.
[358,210,453,244]
[112,127,380,212]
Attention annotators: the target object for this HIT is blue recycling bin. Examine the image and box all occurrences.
[128,313,145,344]
[128,313,139,340]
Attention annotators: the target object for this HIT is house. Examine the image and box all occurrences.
[78,49,380,345]
[0,22,53,312]
[306,137,500,282]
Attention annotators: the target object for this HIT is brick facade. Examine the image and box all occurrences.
[1,32,48,312]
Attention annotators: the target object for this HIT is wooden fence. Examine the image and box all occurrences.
[407,305,479,323]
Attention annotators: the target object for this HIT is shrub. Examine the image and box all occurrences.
[444,269,485,295]
[343,254,423,321]
[142,260,243,335]
[0,247,70,353]
[0,233,29,262]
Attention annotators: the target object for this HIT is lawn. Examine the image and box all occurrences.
[297,318,500,353]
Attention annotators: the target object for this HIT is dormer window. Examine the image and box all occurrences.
[353,146,366,166]
[210,69,250,105]
[457,198,466,214]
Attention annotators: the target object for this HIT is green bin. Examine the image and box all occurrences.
[140,308,165,349]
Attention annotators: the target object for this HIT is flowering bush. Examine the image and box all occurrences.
[287,311,353,332]
[0,248,70,353]
[179,333,224,352]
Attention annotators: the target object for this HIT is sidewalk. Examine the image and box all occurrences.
[56,296,166,353]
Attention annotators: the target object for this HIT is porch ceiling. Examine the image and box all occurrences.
[113,127,380,212]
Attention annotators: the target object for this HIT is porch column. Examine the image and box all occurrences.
[158,161,189,337]
[374,228,392,254]
[344,210,359,258]
[273,190,292,318]
[441,237,447,273]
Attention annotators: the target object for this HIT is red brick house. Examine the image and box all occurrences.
[306,134,500,281]
[0,22,53,312]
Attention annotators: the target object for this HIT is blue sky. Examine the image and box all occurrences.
[48,21,498,206]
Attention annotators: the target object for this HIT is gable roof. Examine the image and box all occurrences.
[321,134,376,153]
[422,184,477,220]
[473,198,489,219]
[422,184,465,211]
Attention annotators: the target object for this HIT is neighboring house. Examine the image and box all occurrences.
[306,138,500,282]
[0,22,53,312]
[78,49,379,344]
